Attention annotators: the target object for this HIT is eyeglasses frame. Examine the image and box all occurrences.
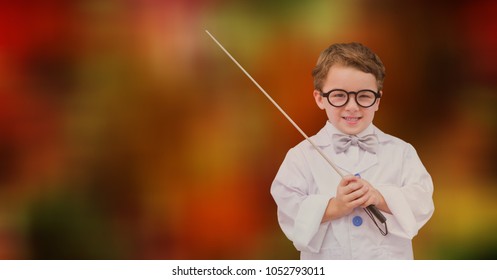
[319,89,382,108]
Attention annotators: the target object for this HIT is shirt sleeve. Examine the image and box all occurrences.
[375,144,434,239]
[270,147,333,253]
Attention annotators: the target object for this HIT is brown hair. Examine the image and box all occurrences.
[311,42,386,91]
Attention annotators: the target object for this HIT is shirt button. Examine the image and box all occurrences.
[353,216,363,227]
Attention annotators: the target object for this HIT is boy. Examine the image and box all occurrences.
[270,42,434,259]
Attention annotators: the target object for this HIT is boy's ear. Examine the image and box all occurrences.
[313,90,325,110]
[375,90,382,111]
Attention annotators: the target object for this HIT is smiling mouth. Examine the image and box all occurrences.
[343,116,362,122]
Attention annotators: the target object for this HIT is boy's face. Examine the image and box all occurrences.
[313,65,380,135]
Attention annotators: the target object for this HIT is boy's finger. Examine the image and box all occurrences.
[339,175,358,186]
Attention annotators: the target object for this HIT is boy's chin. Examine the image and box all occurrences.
[335,123,368,135]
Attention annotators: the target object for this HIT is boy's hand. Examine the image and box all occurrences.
[322,176,391,223]
[358,179,391,214]
[336,175,370,214]
[322,175,369,222]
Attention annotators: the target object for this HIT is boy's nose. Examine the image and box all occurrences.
[344,95,360,110]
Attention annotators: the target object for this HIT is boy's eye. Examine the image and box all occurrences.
[331,92,347,98]
[358,92,374,99]
[358,94,372,99]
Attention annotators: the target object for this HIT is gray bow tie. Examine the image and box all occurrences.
[332,134,378,154]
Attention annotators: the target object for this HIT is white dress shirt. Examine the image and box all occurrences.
[270,121,434,259]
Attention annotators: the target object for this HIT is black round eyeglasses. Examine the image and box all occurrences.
[319,89,381,108]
